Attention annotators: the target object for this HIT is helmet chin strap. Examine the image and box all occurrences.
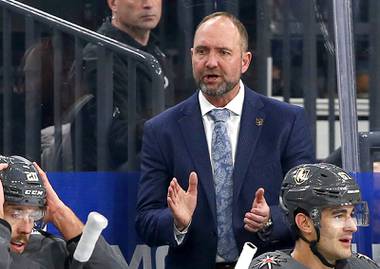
[299,227,336,268]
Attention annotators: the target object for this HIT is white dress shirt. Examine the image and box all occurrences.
[199,80,244,167]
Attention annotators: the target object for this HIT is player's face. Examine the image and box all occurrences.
[317,205,357,262]
[4,204,44,253]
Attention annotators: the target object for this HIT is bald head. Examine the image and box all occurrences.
[195,12,249,53]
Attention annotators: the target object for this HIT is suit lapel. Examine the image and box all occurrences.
[233,88,265,202]
[178,93,217,224]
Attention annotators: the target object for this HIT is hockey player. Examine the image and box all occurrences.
[0,155,126,268]
[249,163,379,269]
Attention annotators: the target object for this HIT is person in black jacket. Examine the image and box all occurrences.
[78,0,173,170]
[0,155,126,269]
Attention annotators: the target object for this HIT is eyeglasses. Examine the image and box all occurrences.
[5,208,45,223]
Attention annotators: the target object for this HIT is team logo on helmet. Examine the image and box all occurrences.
[251,254,287,269]
[337,172,350,182]
[26,172,39,182]
[293,167,311,185]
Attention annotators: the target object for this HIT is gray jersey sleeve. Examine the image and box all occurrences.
[67,235,128,269]
[341,253,380,269]
[0,220,12,269]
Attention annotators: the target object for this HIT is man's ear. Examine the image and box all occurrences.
[107,0,117,12]
[241,51,252,74]
[295,212,314,235]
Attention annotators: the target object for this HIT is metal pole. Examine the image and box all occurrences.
[24,17,41,162]
[2,8,12,155]
[255,0,270,95]
[53,30,63,171]
[327,3,337,154]
[282,0,291,103]
[332,0,359,172]
[369,0,380,131]
[302,0,317,148]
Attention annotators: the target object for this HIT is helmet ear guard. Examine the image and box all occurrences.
[309,208,321,227]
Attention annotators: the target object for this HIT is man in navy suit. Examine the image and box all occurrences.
[135,12,315,269]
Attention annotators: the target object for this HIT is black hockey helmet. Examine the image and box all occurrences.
[280,163,369,227]
[0,155,46,208]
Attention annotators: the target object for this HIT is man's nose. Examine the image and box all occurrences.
[18,218,34,234]
[345,217,358,232]
[142,0,153,8]
[205,52,218,69]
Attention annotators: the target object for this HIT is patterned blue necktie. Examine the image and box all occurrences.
[208,108,239,261]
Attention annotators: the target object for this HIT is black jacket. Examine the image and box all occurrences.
[76,19,173,170]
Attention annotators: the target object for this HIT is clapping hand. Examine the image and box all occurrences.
[167,172,198,231]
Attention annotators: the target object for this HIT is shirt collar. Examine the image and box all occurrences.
[199,80,245,117]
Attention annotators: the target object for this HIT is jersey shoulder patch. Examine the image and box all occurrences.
[249,251,292,269]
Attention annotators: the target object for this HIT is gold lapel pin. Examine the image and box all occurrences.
[256,118,264,126]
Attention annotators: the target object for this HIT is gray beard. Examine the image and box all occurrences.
[198,81,236,97]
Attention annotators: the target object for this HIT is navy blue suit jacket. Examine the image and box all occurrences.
[135,86,315,269]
